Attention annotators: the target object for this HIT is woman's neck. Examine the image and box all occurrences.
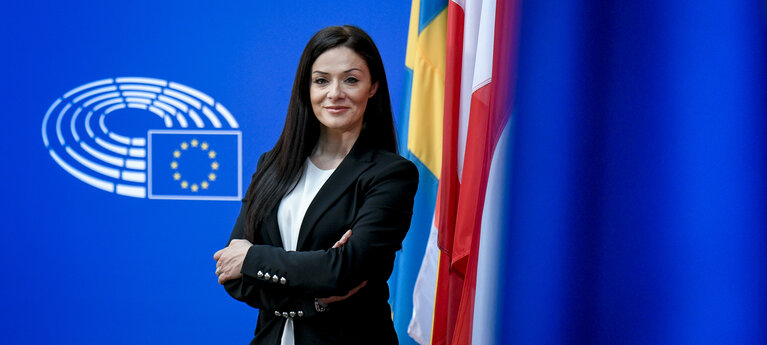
[310,126,361,169]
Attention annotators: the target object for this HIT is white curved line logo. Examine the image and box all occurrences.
[42,77,242,200]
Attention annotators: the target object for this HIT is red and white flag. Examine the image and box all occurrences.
[409,0,518,344]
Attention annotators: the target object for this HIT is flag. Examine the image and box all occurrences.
[404,0,767,344]
[407,0,518,344]
[148,130,241,200]
[388,0,447,345]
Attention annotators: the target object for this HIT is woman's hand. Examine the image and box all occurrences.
[317,230,368,305]
[213,239,253,285]
[318,280,367,304]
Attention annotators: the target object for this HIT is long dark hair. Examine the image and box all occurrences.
[243,25,397,241]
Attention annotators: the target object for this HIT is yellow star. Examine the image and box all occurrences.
[201,142,209,150]
[181,181,189,189]
[173,172,181,180]
[173,150,181,158]
[211,161,219,170]
[180,142,188,150]
[171,161,178,169]
[201,181,209,189]
[191,139,198,147]
[191,184,199,192]
[208,173,217,181]
[208,150,216,159]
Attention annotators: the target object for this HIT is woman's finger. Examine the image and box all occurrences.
[346,280,367,296]
[218,262,230,284]
[213,248,224,260]
[318,280,367,304]
[332,230,353,248]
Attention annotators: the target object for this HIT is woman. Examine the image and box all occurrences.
[213,25,418,345]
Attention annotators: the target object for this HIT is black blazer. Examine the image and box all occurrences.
[224,136,419,345]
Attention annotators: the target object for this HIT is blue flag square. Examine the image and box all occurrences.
[148,130,241,200]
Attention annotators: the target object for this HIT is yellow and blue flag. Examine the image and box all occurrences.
[388,0,447,344]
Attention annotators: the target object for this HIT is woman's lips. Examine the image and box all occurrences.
[325,106,350,114]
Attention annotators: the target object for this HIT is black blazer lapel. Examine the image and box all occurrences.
[262,210,284,248]
[295,137,375,250]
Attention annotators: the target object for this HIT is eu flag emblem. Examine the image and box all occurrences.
[148,130,241,200]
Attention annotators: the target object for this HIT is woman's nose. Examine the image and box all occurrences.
[327,81,345,99]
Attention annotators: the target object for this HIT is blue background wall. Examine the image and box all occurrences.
[0,2,410,344]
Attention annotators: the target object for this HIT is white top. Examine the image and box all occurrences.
[276,158,335,345]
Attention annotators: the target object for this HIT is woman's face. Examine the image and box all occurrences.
[309,46,378,135]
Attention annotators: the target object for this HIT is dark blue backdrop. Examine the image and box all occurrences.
[0,2,410,344]
[498,1,767,344]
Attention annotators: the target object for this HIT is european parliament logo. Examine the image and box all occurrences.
[41,77,242,200]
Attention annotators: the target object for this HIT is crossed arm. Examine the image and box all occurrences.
[212,158,418,314]
[213,230,361,305]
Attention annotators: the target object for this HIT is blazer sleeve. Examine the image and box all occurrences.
[222,153,319,317]
[240,158,419,297]
[223,197,319,317]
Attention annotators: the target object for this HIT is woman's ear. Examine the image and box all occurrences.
[368,81,379,98]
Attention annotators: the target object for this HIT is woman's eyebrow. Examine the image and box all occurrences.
[312,68,363,74]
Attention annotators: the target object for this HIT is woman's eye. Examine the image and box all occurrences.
[313,78,328,85]
[345,77,359,84]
